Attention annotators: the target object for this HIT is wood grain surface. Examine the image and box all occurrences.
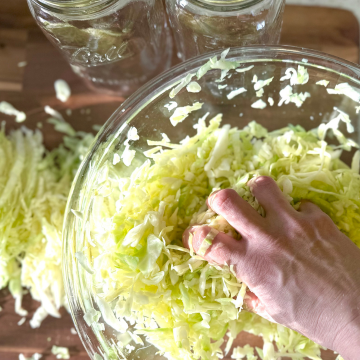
[0,2,358,360]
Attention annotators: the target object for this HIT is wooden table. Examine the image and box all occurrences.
[0,3,359,360]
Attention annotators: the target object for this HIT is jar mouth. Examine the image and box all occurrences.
[190,0,265,11]
[30,0,123,18]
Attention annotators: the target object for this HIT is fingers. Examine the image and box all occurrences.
[247,176,296,217]
[207,188,263,235]
[243,290,277,324]
[182,225,246,269]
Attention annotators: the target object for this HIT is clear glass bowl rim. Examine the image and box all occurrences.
[62,44,360,360]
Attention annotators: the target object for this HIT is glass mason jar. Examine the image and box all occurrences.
[27,0,173,96]
[166,0,285,61]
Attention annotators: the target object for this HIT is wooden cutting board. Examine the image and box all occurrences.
[0,4,359,360]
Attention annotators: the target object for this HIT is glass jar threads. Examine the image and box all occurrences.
[28,0,173,96]
[166,0,285,61]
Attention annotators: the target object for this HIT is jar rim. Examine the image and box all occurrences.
[188,0,265,11]
[29,0,124,19]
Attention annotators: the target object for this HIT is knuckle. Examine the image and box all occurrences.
[251,176,276,191]
[211,189,237,210]
[311,210,332,226]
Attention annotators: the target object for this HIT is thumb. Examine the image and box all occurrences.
[182,225,247,270]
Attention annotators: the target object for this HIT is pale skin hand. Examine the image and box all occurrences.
[183,176,360,360]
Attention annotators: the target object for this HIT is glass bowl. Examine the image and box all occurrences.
[63,45,360,360]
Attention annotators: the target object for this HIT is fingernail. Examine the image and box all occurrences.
[247,177,258,189]
[207,190,221,209]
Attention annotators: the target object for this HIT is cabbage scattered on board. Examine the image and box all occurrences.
[54,79,71,103]
[316,80,329,87]
[227,88,247,100]
[19,353,42,360]
[0,101,26,123]
[0,118,94,326]
[251,99,267,109]
[51,346,70,359]
[83,101,360,360]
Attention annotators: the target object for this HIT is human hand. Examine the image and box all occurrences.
[183,176,360,360]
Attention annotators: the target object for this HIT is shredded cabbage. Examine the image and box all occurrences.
[251,99,267,109]
[280,65,309,86]
[0,101,26,123]
[170,102,203,126]
[253,77,274,91]
[85,101,360,360]
[165,102,178,111]
[54,80,71,103]
[278,85,311,108]
[256,89,264,98]
[327,83,360,103]
[19,353,42,360]
[236,65,254,73]
[186,82,202,93]
[227,88,247,100]
[0,119,94,326]
[51,346,70,359]
[316,80,329,87]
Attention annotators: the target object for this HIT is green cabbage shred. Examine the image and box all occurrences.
[85,102,360,360]
[0,121,94,326]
